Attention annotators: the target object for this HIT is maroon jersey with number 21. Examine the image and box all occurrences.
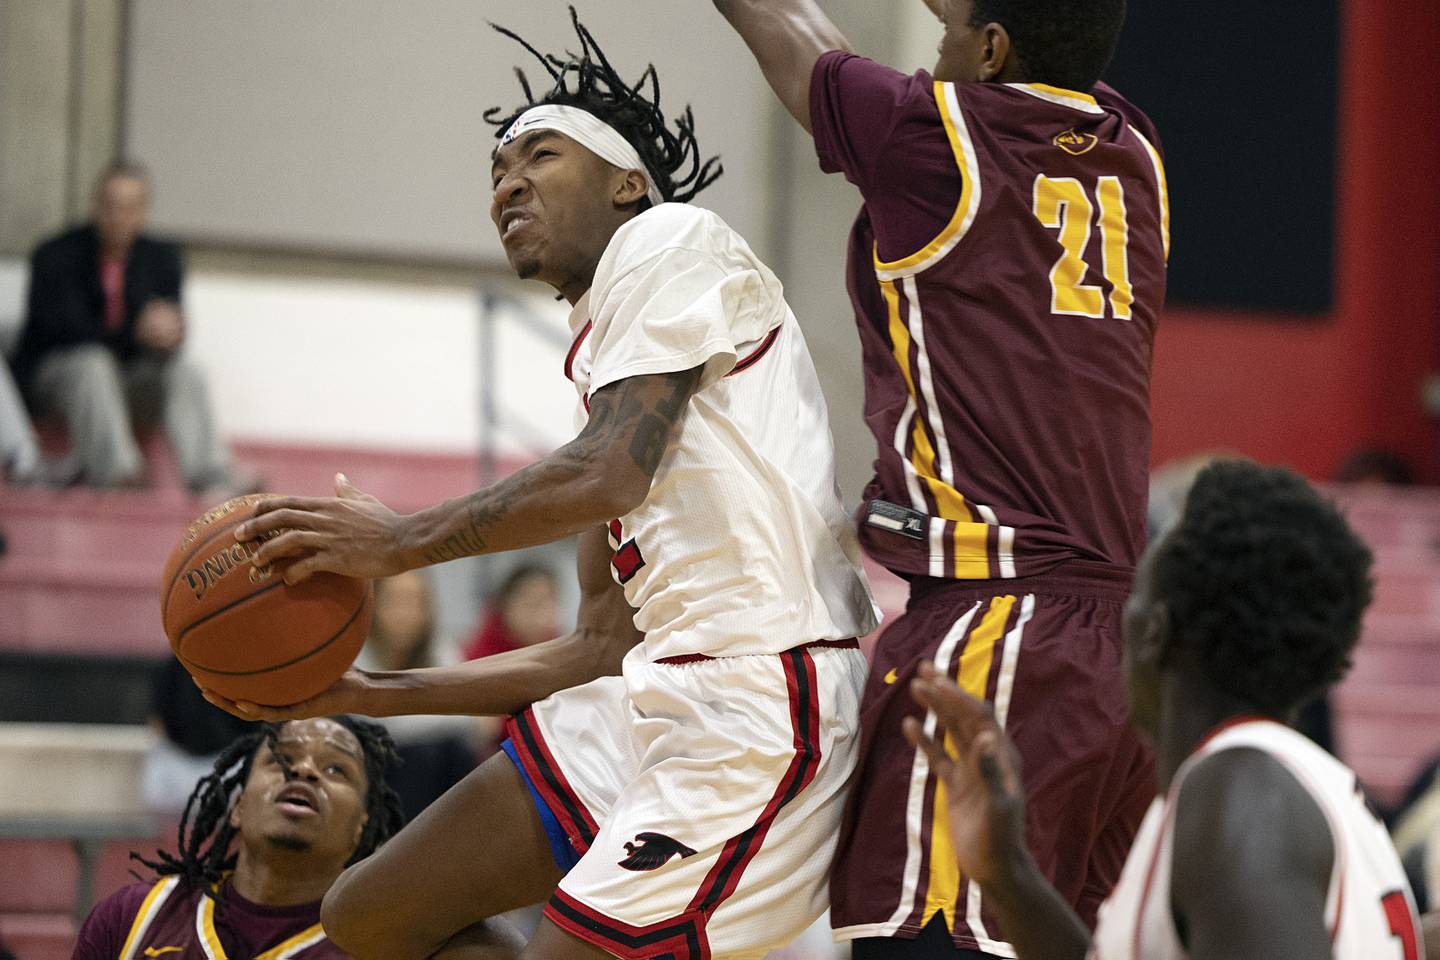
[810,51,1168,582]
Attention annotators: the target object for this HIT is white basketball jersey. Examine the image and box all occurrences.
[565,203,879,661]
[1092,718,1423,960]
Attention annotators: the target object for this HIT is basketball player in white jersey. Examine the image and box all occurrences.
[204,12,876,960]
[904,459,1424,960]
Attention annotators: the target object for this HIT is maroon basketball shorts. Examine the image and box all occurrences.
[829,561,1156,957]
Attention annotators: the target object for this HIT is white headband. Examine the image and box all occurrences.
[501,104,664,206]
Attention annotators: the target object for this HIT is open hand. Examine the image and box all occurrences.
[234,473,412,584]
[199,668,372,722]
[903,662,1029,887]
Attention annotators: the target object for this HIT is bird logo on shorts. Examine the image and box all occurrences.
[618,832,698,871]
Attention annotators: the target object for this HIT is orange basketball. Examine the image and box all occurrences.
[160,494,371,706]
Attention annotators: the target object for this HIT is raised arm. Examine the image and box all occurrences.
[710,0,852,132]
[235,363,703,583]
[206,522,645,720]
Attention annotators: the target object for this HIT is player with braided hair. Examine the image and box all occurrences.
[483,7,721,209]
[205,8,876,960]
[73,717,404,960]
[909,460,1424,959]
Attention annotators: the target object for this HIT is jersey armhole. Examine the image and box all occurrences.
[872,81,983,281]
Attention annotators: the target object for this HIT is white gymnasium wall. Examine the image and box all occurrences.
[124,0,774,265]
[183,270,576,455]
[1,252,576,455]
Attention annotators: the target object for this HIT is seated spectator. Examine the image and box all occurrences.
[143,656,258,814]
[1333,445,1418,486]
[0,359,41,483]
[9,160,247,493]
[73,717,407,960]
[461,564,561,661]
[356,571,481,820]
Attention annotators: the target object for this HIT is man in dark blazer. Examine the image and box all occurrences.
[11,161,236,490]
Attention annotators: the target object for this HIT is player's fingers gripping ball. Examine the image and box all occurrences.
[160,494,372,706]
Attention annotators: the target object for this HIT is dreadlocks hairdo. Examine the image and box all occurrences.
[133,716,405,896]
[1152,460,1374,717]
[484,6,721,206]
[969,0,1127,92]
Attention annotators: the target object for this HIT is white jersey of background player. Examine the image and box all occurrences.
[1096,719,1423,960]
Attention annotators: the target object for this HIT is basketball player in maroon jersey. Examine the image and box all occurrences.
[711,0,1166,956]
[72,717,407,960]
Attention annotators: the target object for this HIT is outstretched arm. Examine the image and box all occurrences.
[205,522,644,720]
[905,664,1091,960]
[710,0,852,132]
[235,363,703,583]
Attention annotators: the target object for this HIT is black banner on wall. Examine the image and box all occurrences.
[1104,2,1339,312]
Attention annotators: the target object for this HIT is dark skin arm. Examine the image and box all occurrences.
[203,522,644,720]
[709,0,852,132]
[234,364,703,584]
[1169,748,1334,959]
[904,663,1090,960]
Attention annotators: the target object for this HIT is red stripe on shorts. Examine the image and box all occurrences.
[685,647,823,913]
[546,889,710,960]
[505,710,600,852]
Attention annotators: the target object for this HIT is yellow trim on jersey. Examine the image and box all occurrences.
[924,596,1016,929]
[1026,82,1098,106]
[256,923,326,960]
[195,894,325,960]
[882,278,998,578]
[197,895,227,960]
[1128,125,1171,260]
[872,82,980,279]
[882,281,969,519]
[951,521,991,579]
[120,876,181,960]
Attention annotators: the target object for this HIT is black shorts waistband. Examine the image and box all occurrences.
[654,637,860,665]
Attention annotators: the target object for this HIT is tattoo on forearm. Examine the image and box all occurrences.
[420,366,701,565]
[424,526,485,565]
[606,366,702,475]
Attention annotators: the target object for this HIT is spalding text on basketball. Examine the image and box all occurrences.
[185,530,282,601]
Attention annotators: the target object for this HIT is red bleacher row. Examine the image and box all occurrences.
[1,448,1437,959]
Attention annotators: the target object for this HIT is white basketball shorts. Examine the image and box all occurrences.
[502,640,866,960]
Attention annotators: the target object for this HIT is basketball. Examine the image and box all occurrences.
[160,494,372,706]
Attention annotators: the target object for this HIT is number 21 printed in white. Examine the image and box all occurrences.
[1032,175,1134,320]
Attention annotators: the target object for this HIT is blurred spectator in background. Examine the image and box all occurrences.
[76,717,405,960]
[461,564,561,661]
[144,656,258,814]
[356,571,480,820]
[8,161,245,494]
[1391,754,1440,912]
[0,360,42,484]
[1333,445,1418,486]
[1146,450,1235,540]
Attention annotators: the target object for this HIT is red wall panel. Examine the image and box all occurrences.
[1150,0,1440,480]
